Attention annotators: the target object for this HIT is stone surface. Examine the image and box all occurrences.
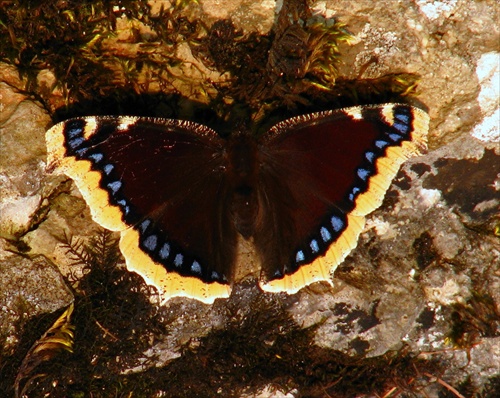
[0,0,498,397]
[0,67,50,241]
[0,254,74,355]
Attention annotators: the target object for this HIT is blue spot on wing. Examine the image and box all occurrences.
[159,243,170,260]
[388,133,403,142]
[89,153,103,163]
[392,121,409,135]
[139,219,151,233]
[320,227,331,242]
[310,239,319,253]
[68,137,84,149]
[107,181,122,194]
[191,261,202,274]
[144,235,157,251]
[67,126,82,138]
[104,164,114,175]
[75,147,89,156]
[365,151,375,163]
[375,140,389,149]
[331,215,344,232]
[394,112,410,124]
[349,187,361,202]
[211,271,220,280]
[174,254,183,267]
[357,168,370,181]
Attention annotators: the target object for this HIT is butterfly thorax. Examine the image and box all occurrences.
[225,134,261,240]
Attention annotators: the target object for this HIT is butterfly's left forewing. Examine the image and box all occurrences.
[46,116,234,304]
[256,104,429,294]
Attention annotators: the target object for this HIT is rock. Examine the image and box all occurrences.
[0,254,74,355]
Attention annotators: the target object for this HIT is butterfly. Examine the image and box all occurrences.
[46,104,429,304]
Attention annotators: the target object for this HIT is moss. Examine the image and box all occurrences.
[1,0,421,124]
[1,228,165,397]
[482,375,500,398]
[447,291,500,349]
[14,304,75,397]
[0,0,205,112]
[0,227,448,397]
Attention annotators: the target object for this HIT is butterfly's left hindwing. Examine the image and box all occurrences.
[46,116,233,304]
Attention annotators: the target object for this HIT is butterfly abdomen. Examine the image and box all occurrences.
[225,134,262,239]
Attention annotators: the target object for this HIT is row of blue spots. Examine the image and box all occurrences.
[393,109,411,135]
[350,148,382,203]
[139,220,183,269]
[96,159,130,217]
[117,199,130,216]
[388,108,411,140]
[65,122,131,219]
[142,229,171,264]
[140,227,186,270]
[65,122,85,151]
[64,120,135,225]
[346,107,412,207]
[294,214,346,265]
[138,219,215,279]
[348,186,361,202]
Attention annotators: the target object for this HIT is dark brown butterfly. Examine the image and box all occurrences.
[46,104,429,304]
